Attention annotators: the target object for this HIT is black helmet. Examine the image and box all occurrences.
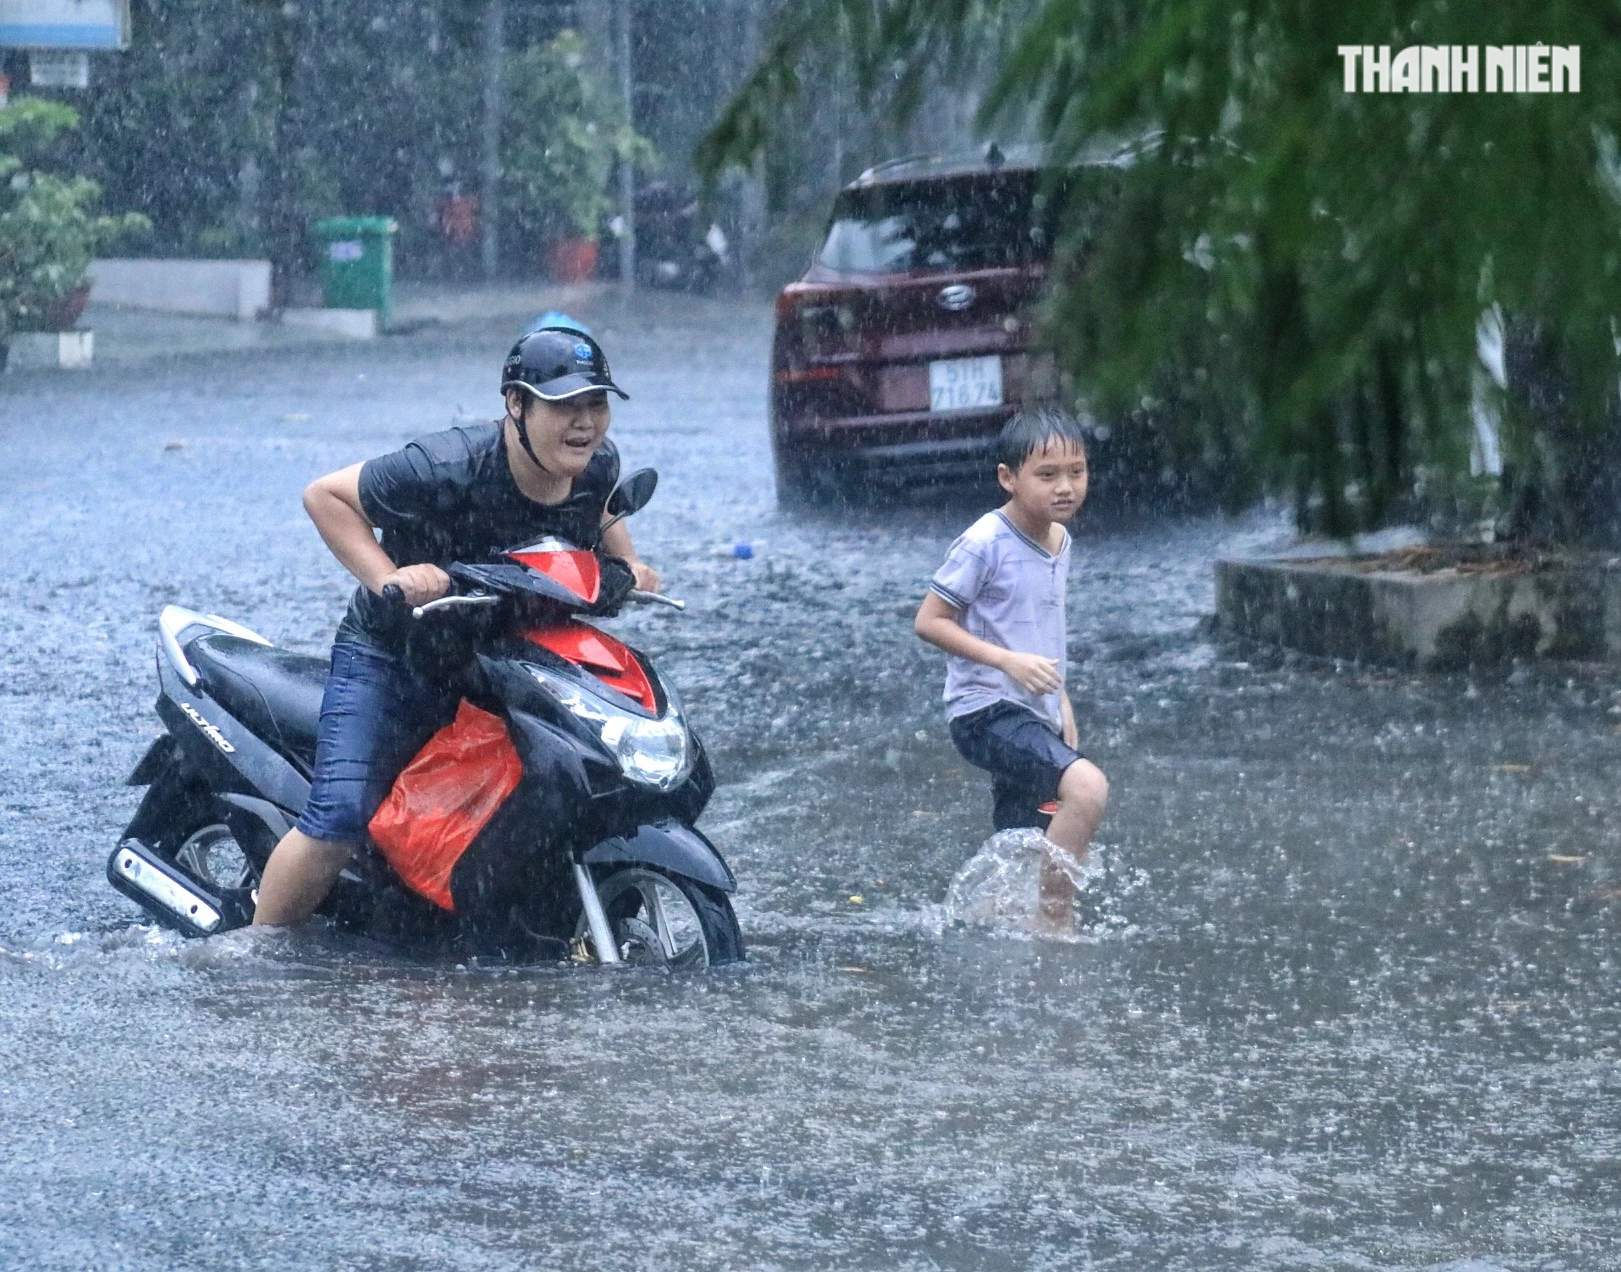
[501,328,628,402]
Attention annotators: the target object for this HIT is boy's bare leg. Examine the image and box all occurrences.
[253,829,355,926]
[1038,760,1109,924]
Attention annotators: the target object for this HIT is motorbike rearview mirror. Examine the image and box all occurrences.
[607,468,658,520]
[599,468,659,543]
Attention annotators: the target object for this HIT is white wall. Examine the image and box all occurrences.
[87,259,272,322]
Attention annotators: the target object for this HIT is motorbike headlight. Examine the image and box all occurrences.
[526,664,694,791]
[599,713,692,790]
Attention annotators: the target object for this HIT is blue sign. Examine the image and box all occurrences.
[0,0,130,50]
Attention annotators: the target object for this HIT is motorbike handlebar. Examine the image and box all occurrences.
[629,589,686,612]
[381,579,684,617]
[411,594,500,620]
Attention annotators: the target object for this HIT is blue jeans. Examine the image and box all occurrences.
[294,642,458,844]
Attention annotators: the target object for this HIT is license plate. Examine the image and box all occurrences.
[929,355,1004,413]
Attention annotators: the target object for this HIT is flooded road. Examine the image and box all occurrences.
[2,293,1618,1269]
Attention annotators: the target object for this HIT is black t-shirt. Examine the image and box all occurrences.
[336,421,620,651]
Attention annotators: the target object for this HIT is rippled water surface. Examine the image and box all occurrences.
[2,294,1618,1269]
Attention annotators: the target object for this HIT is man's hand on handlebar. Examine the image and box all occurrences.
[377,564,451,606]
[627,560,660,593]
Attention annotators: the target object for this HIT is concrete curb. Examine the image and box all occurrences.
[3,331,94,372]
[281,307,378,338]
[31,282,764,371]
[1215,556,1621,668]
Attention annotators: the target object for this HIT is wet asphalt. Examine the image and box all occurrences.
[1,292,1618,1270]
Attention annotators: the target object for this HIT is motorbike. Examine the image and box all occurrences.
[607,182,730,293]
[107,469,744,967]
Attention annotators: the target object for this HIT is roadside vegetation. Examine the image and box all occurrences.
[36,0,651,301]
[700,0,1621,544]
[0,99,148,343]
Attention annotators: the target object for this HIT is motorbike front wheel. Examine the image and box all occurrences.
[582,868,743,969]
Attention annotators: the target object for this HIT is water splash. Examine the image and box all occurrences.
[1,920,364,975]
[944,828,1124,939]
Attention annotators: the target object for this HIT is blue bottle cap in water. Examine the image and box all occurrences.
[733,543,754,560]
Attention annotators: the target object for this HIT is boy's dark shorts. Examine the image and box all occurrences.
[949,700,1084,832]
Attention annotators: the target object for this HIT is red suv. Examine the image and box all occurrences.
[770,146,1096,503]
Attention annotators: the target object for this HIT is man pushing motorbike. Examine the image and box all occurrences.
[253,328,660,926]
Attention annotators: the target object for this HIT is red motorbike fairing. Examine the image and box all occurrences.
[368,701,522,911]
[524,621,656,712]
[507,548,601,604]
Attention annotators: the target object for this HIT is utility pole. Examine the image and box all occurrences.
[480,0,505,281]
[577,0,611,73]
[831,53,844,192]
[734,0,767,291]
[257,0,301,310]
[615,0,635,295]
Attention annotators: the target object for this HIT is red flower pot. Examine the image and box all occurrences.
[39,282,92,332]
[438,194,479,246]
[545,237,599,283]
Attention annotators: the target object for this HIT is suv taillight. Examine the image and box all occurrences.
[773,287,863,382]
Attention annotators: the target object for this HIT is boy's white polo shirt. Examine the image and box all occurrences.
[930,509,1070,733]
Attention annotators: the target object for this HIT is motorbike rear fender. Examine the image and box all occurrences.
[154,660,311,813]
[126,733,178,786]
[583,821,736,893]
[119,734,290,865]
[121,736,220,854]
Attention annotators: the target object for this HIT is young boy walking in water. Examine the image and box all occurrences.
[914,408,1109,928]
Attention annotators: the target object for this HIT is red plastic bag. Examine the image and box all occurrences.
[368,701,522,911]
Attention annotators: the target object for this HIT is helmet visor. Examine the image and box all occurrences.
[513,372,629,402]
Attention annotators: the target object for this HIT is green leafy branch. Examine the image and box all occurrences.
[700,0,1621,540]
[1,98,150,341]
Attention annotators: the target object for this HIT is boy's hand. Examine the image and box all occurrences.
[377,564,450,606]
[1060,691,1078,749]
[999,650,1062,696]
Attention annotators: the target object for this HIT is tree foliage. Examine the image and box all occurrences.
[503,30,655,243]
[700,0,1621,539]
[0,100,149,340]
[67,0,265,257]
[59,3,646,288]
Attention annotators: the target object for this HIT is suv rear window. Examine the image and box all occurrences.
[816,171,1052,275]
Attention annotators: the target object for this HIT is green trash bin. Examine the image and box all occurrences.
[312,216,397,327]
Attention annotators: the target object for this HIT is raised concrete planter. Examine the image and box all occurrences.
[280,307,377,339]
[1216,552,1621,669]
[88,258,271,321]
[3,330,94,372]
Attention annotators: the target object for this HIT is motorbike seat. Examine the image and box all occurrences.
[188,634,328,768]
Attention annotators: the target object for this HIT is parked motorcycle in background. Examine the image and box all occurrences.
[608,181,730,293]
